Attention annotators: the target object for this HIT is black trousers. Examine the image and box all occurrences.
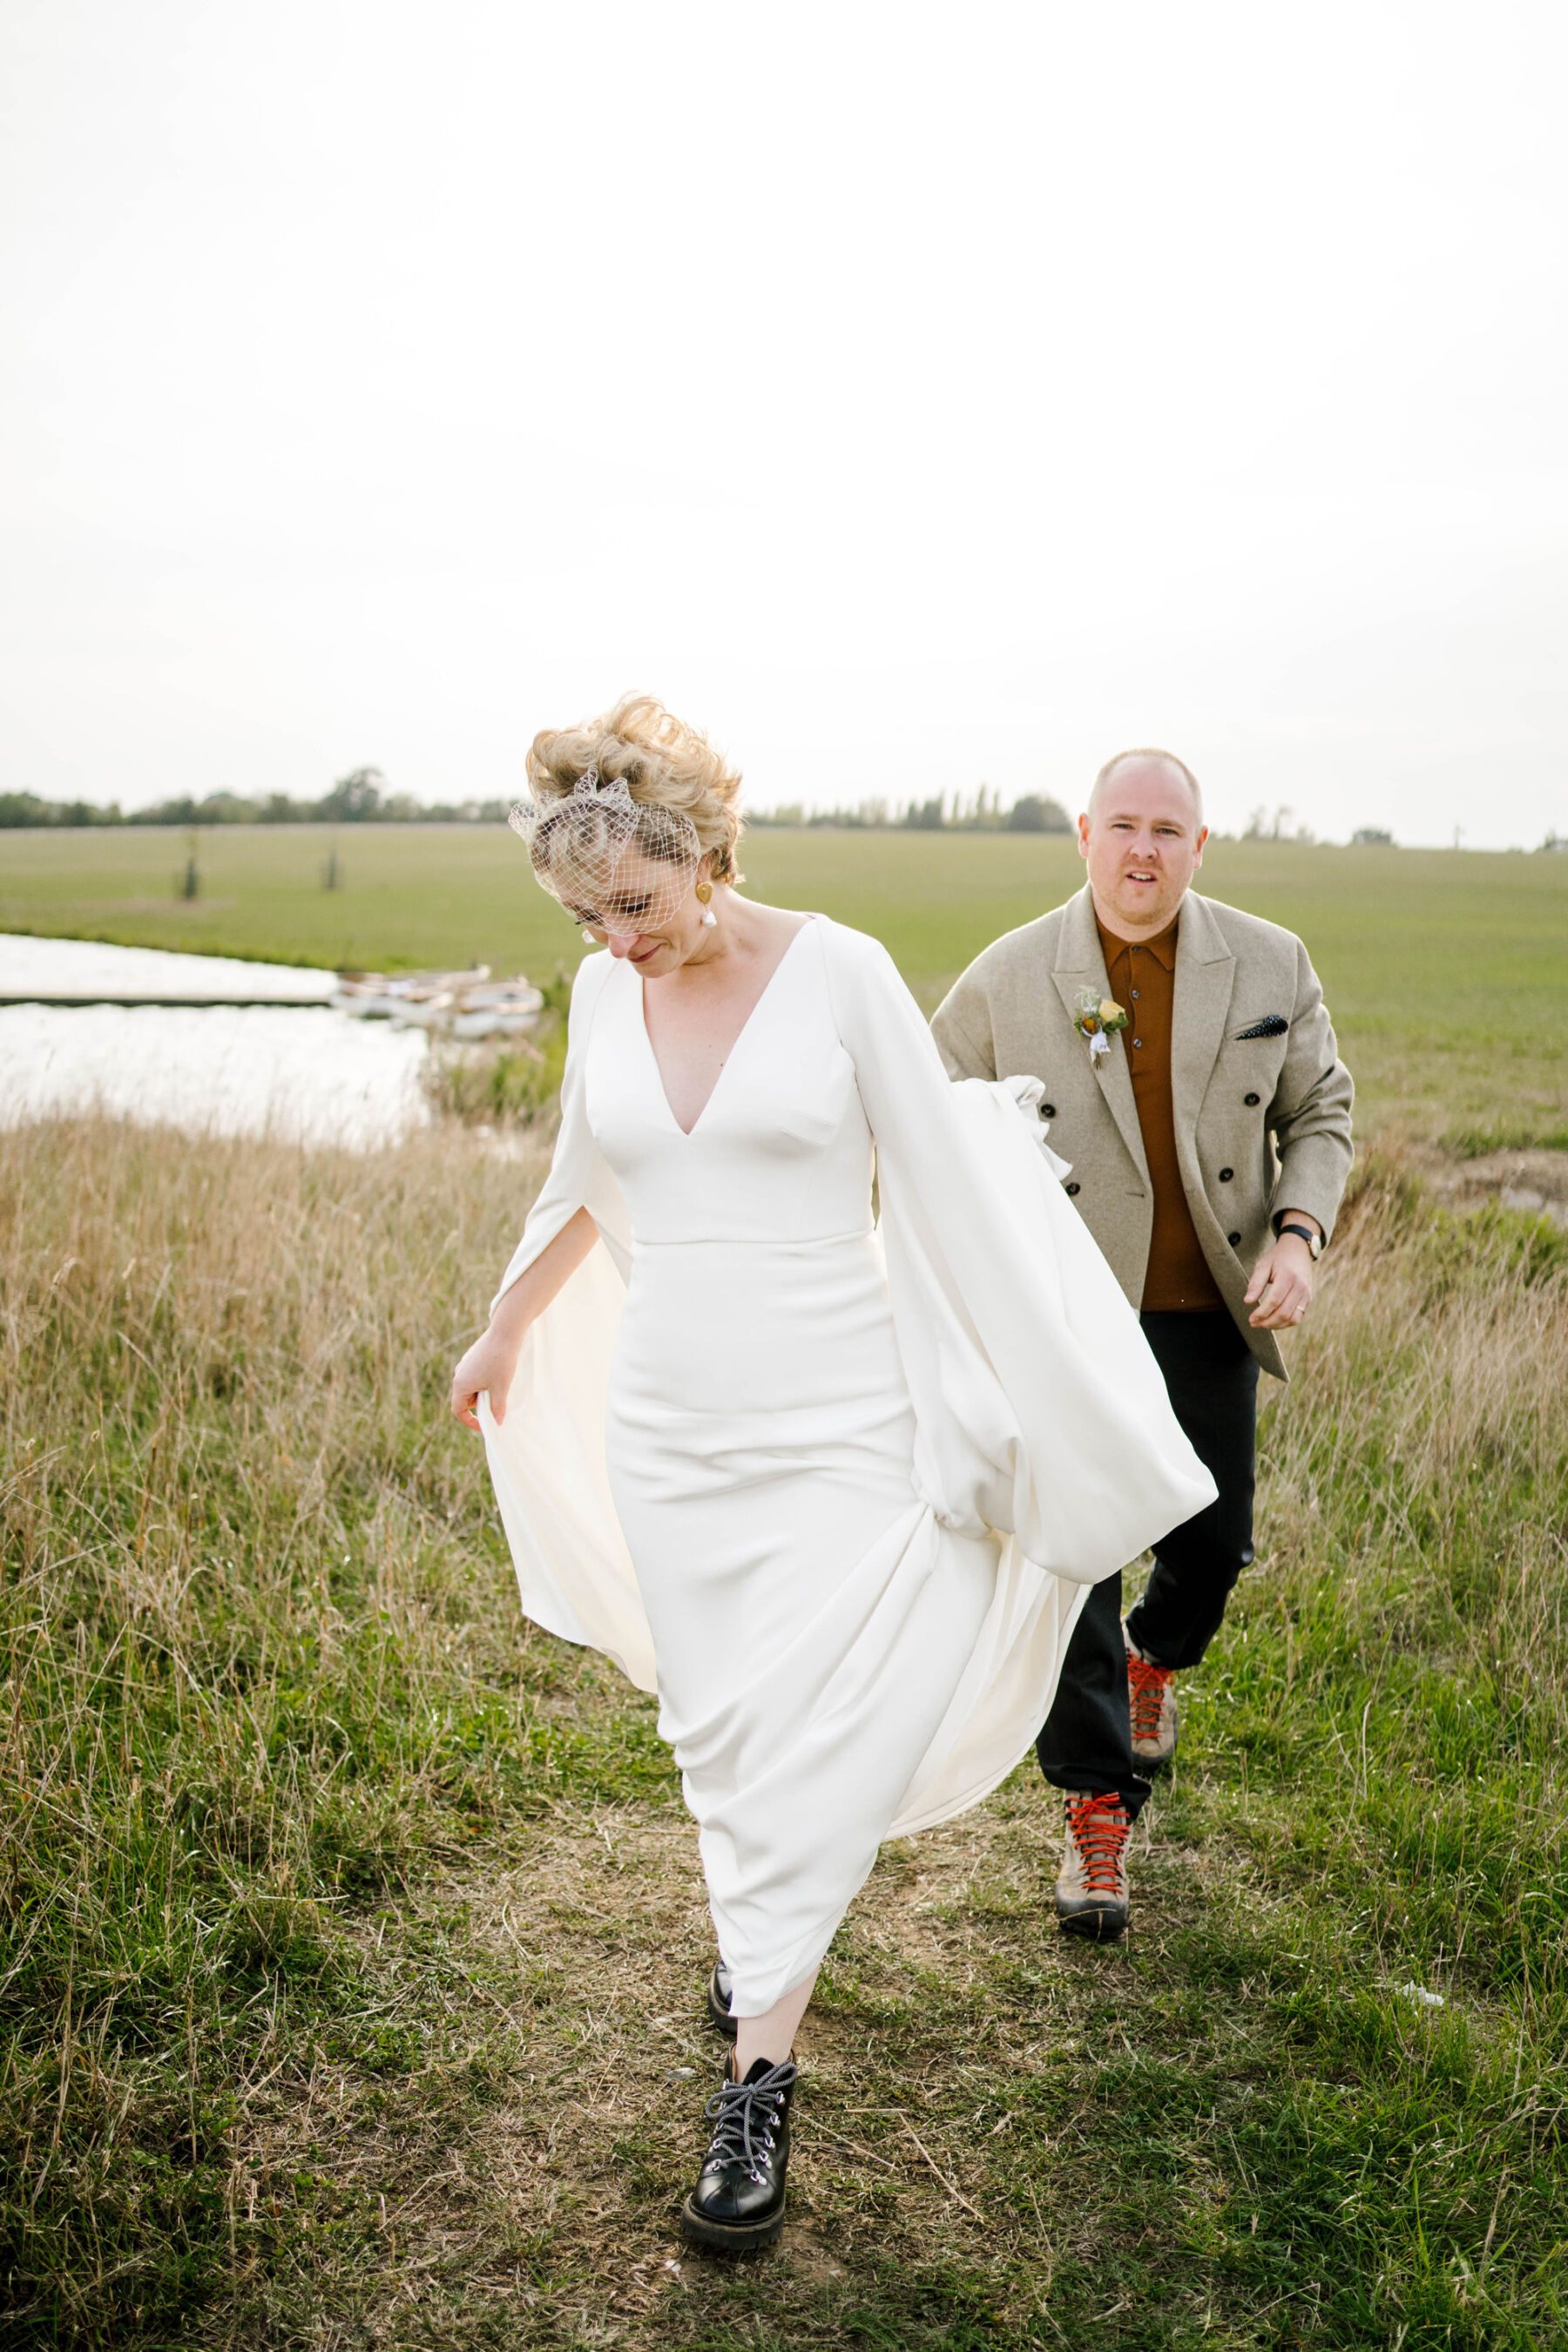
[1036,1310,1260,1818]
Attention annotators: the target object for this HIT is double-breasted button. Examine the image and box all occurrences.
[1219,1167,1234,1182]
[1244,1092,1260,1107]
[1227,1231,1241,1246]
[1039,1102,1056,1119]
[1064,1180,1081,1197]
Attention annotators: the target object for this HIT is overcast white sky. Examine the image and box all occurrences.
[3,0,1565,845]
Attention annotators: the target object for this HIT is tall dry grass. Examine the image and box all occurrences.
[1244,1157,1568,1985]
[0,1117,672,2345]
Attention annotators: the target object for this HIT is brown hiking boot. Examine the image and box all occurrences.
[1054,1792,1132,1940]
[1126,1646,1179,1769]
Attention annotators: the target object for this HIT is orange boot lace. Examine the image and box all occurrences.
[1127,1652,1174,1746]
[1064,1791,1131,1891]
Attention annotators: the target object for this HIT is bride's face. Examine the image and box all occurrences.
[566,845,713,976]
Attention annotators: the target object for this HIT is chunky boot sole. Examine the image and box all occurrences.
[706,1963,738,2040]
[1057,1900,1129,1942]
[679,2193,786,2252]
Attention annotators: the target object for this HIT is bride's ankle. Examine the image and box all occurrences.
[732,2046,794,2078]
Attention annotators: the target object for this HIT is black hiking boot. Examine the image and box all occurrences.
[679,2055,797,2252]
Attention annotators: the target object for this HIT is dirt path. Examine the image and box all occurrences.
[268,1771,1249,2348]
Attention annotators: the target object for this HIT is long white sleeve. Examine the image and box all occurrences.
[818,921,1217,1585]
[479,953,656,1690]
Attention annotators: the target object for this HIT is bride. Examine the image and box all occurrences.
[450,694,1213,2250]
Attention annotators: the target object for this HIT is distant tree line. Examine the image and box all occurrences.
[0,769,509,829]
[3,772,1073,833]
[38,774,1552,848]
[750,786,1072,833]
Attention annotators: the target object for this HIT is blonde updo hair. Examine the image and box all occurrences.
[525,693,745,885]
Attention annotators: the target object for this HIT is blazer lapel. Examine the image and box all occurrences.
[1171,892,1237,1166]
[1051,885,1151,1186]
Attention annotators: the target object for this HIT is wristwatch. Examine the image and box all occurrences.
[1278,1220,1323,1260]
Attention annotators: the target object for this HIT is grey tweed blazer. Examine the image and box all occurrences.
[931,884,1355,1381]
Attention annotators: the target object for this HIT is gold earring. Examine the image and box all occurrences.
[695,881,713,904]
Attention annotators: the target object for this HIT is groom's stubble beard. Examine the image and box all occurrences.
[1090,857,1194,939]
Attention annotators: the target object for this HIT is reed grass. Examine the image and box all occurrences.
[419,973,572,1129]
[2,1116,1565,2347]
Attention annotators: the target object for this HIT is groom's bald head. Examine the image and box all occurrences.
[1085,749,1205,830]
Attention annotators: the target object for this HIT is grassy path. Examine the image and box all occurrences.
[3,1119,1566,2348]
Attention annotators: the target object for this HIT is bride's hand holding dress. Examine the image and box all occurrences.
[449,1207,596,1430]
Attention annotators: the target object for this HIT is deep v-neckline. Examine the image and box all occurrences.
[638,919,816,1139]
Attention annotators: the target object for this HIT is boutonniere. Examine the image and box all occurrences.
[1073,987,1130,1066]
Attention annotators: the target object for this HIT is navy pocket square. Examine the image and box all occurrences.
[1233,1014,1289,1039]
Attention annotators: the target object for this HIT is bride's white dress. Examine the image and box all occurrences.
[482,917,1213,2013]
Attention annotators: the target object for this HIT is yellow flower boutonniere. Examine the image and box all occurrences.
[1073,987,1130,1066]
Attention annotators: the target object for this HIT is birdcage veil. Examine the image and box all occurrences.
[508,765,703,933]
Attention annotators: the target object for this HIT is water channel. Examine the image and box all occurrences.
[0,936,432,1149]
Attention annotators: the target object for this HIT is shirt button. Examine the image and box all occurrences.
[1219,1167,1234,1182]
[1064,1180,1081,1197]
[1227,1231,1241,1246]
[1244,1092,1260,1107]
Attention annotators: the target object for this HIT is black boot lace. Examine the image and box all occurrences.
[701,2061,797,2183]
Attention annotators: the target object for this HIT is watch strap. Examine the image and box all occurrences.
[1278,1220,1321,1259]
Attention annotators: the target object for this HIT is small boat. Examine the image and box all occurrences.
[333,967,544,1037]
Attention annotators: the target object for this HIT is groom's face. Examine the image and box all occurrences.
[1078,759,1207,939]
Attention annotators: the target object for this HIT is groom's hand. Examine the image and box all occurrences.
[1245,1227,1319,1330]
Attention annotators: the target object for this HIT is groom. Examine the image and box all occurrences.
[932,749,1354,1937]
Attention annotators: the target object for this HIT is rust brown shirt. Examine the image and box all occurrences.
[1095,910,1226,1313]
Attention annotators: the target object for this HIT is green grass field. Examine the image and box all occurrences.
[3,830,1568,2346]
[3,1120,1565,2349]
[5,825,1567,1146]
